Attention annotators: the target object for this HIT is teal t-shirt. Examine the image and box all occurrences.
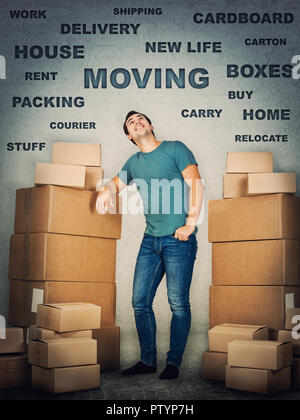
[118,140,198,237]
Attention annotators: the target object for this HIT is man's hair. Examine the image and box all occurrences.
[123,110,154,145]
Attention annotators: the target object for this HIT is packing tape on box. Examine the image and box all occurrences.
[286,293,295,312]
[23,233,30,279]
[31,288,44,313]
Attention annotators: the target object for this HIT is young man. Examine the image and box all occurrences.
[96,111,204,379]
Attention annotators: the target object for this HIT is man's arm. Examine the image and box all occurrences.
[96,175,127,214]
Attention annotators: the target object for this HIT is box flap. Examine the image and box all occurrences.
[230,340,282,349]
[40,338,95,345]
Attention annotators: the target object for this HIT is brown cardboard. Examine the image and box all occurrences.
[9,233,116,283]
[35,162,86,189]
[223,174,248,198]
[52,142,101,167]
[278,330,300,356]
[0,354,29,390]
[0,328,24,354]
[36,303,101,333]
[226,365,291,394]
[292,357,300,389]
[28,338,97,368]
[9,280,116,328]
[92,327,120,371]
[247,173,296,196]
[202,351,228,381]
[208,194,300,243]
[29,326,92,341]
[285,308,300,330]
[208,324,269,353]
[85,167,103,191]
[212,240,300,286]
[228,340,293,370]
[209,285,300,331]
[226,152,273,174]
[269,331,279,342]
[14,185,122,239]
[32,364,100,394]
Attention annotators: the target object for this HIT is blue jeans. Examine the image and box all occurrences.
[132,233,198,368]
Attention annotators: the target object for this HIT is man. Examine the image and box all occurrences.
[96,111,204,379]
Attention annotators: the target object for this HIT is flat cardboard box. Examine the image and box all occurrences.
[52,142,101,167]
[0,354,29,390]
[28,338,97,368]
[292,357,300,389]
[36,303,101,333]
[247,172,296,196]
[226,152,273,174]
[228,340,293,371]
[209,285,300,331]
[92,327,120,371]
[202,351,228,381]
[32,364,100,394]
[226,365,291,394]
[285,308,300,330]
[9,280,116,328]
[278,330,300,356]
[0,328,24,354]
[209,324,269,353]
[223,174,248,198]
[9,233,116,283]
[85,167,103,191]
[29,326,92,341]
[208,194,300,243]
[35,162,86,189]
[212,240,300,286]
[14,185,122,239]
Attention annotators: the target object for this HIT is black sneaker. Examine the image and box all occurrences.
[159,364,179,380]
[122,361,157,375]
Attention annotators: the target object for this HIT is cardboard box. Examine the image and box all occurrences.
[52,142,101,167]
[226,365,291,394]
[212,240,300,286]
[292,357,300,389]
[223,174,248,198]
[247,173,296,196]
[9,280,116,328]
[85,167,103,191]
[29,326,92,341]
[9,233,116,283]
[202,351,228,381]
[226,152,273,174]
[92,326,120,371]
[36,303,101,333]
[269,331,279,342]
[28,338,97,368]
[14,185,122,239]
[0,328,24,354]
[278,330,300,356]
[209,285,300,331]
[35,162,86,189]
[209,324,269,353]
[0,354,29,390]
[285,308,300,330]
[32,364,100,394]
[208,194,300,243]
[228,340,293,371]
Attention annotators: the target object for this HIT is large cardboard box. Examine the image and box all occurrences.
[285,308,300,330]
[92,326,120,371]
[209,285,300,331]
[247,173,296,196]
[85,167,103,191]
[52,142,101,167]
[223,174,248,198]
[226,365,291,394]
[0,354,29,390]
[36,303,101,333]
[292,357,300,389]
[208,194,300,243]
[9,233,116,283]
[29,326,92,341]
[0,328,24,354]
[35,162,86,189]
[208,324,268,353]
[212,240,300,286]
[278,330,300,356]
[9,280,116,328]
[228,340,293,371]
[14,185,121,239]
[28,338,97,368]
[202,351,228,381]
[32,364,100,394]
[226,152,273,174]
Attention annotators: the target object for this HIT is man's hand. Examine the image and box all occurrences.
[96,186,114,214]
[174,224,196,241]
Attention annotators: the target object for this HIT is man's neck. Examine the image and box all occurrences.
[135,134,161,153]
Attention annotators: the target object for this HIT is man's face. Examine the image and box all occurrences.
[125,114,154,141]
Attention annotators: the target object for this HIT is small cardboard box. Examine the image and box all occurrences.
[9,233,116,283]
[0,354,29,390]
[85,167,103,190]
[226,365,291,394]
[278,330,300,356]
[223,174,248,198]
[28,338,97,368]
[292,357,300,389]
[209,324,269,353]
[208,194,300,243]
[92,326,120,371]
[228,340,293,371]
[36,303,101,333]
[32,364,100,394]
[285,308,300,330]
[212,240,300,286]
[52,142,101,167]
[202,351,228,381]
[247,172,296,196]
[29,326,92,341]
[0,328,24,354]
[35,162,86,189]
[226,152,273,174]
